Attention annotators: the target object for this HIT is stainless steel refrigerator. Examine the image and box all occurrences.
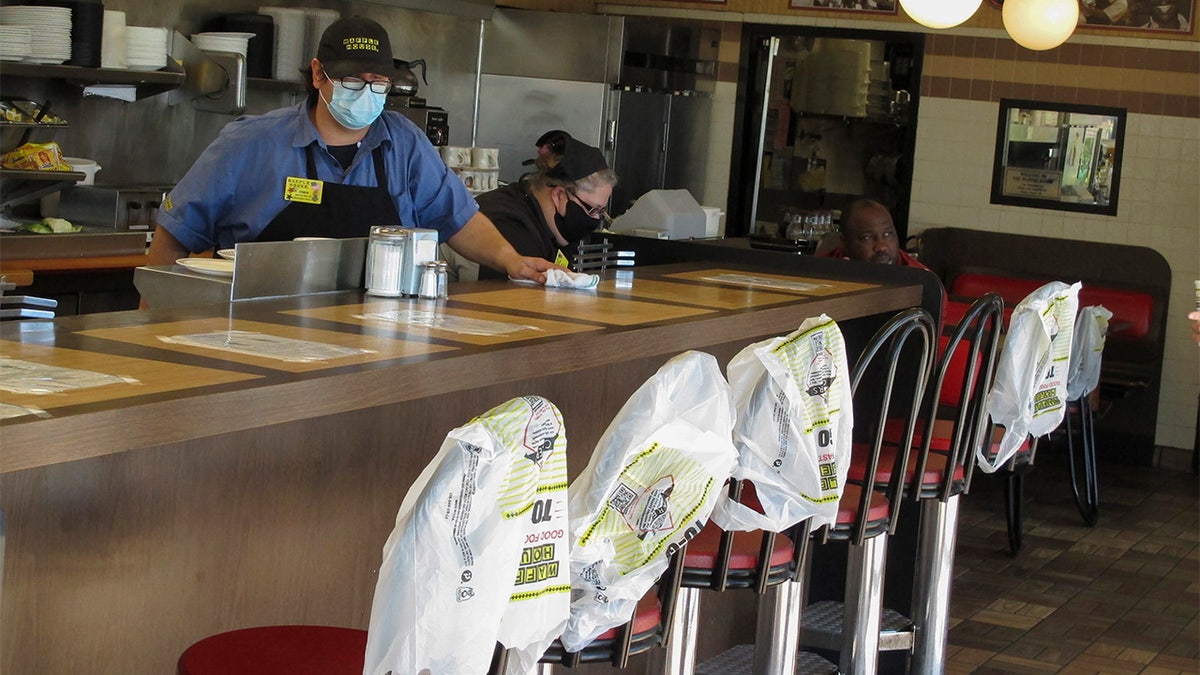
[474,8,712,216]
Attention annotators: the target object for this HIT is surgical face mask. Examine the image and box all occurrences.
[553,198,601,246]
[322,80,387,130]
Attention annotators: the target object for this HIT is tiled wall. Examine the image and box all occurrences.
[912,33,1199,452]
[909,98,1200,451]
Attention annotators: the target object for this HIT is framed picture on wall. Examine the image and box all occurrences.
[789,0,897,14]
[1077,0,1196,34]
[990,99,1127,216]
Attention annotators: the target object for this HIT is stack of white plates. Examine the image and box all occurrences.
[126,25,168,71]
[258,6,306,81]
[0,5,72,65]
[192,31,254,58]
[0,25,32,62]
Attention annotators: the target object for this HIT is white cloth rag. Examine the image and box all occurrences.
[542,269,599,289]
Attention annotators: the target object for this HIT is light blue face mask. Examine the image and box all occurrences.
[322,80,387,130]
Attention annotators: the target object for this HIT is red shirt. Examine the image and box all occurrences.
[820,246,932,271]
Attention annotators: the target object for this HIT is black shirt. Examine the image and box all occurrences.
[474,180,562,279]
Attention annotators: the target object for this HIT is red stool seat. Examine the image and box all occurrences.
[177,625,367,675]
[834,484,889,529]
[682,521,796,571]
[595,590,661,640]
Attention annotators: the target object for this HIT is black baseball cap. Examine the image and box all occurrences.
[545,137,609,182]
[316,16,403,79]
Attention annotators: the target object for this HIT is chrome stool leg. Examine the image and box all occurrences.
[656,586,701,675]
[909,495,960,675]
[754,579,802,675]
[840,535,888,675]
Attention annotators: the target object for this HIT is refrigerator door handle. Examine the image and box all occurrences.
[606,119,617,152]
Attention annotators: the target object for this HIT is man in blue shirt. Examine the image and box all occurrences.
[147,16,555,284]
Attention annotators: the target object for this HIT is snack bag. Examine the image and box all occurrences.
[711,314,853,533]
[363,396,569,675]
[559,351,738,653]
[982,281,1080,472]
[0,142,69,171]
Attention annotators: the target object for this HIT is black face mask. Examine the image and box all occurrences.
[553,198,601,246]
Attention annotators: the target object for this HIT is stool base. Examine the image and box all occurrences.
[696,644,837,675]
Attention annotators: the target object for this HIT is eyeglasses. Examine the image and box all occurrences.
[566,189,608,220]
[324,70,394,95]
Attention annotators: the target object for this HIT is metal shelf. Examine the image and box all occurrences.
[1,61,186,100]
[0,168,84,211]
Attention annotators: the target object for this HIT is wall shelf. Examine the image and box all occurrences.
[1,61,186,100]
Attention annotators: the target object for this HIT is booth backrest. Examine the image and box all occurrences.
[949,273,1155,340]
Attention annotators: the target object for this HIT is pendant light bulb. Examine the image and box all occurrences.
[899,0,984,29]
[1003,0,1080,50]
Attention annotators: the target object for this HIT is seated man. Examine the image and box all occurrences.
[819,198,930,271]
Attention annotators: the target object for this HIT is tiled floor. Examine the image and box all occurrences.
[946,445,1199,674]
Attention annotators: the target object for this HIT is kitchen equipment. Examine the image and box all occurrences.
[609,189,706,240]
[393,58,427,97]
[390,102,448,147]
[61,157,99,185]
[56,184,172,231]
[205,14,272,79]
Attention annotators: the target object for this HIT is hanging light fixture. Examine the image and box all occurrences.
[1001,0,1080,50]
[899,0,984,29]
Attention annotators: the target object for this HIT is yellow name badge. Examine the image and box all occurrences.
[283,177,324,205]
[554,250,570,268]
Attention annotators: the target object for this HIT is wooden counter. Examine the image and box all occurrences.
[0,260,929,673]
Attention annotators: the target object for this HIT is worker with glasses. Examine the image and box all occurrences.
[146,15,557,294]
[469,131,618,279]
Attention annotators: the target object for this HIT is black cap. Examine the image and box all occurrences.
[545,137,608,182]
[316,16,402,80]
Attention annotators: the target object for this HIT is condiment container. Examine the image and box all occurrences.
[364,226,407,296]
[401,228,439,296]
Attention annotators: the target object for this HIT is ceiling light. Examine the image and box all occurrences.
[899,0,984,29]
[1002,0,1079,50]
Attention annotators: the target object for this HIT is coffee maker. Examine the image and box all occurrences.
[387,95,448,147]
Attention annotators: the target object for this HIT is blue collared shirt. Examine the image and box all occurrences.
[158,102,477,252]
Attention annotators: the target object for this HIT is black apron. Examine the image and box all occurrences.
[256,143,401,242]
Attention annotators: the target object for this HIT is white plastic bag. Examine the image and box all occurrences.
[558,351,739,653]
[1066,305,1112,402]
[362,396,570,675]
[711,314,853,533]
[982,281,1080,473]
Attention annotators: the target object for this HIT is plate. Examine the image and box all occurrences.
[216,248,235,260]
[177,258,234,277]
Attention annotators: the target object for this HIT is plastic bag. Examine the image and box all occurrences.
[711,314,853,533]
[982,281,1080,473]
[362,395,570,675]
[1066,305,1112,402]
[558,351,739,653]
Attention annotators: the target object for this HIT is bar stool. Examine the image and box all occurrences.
[799,307,935,675]
[497,350,740,674]
[657,314,853,675]
[1063,305,1112,526]
[177,396,571,675]
[981,282,1080,555]
[850,292,1005,673]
